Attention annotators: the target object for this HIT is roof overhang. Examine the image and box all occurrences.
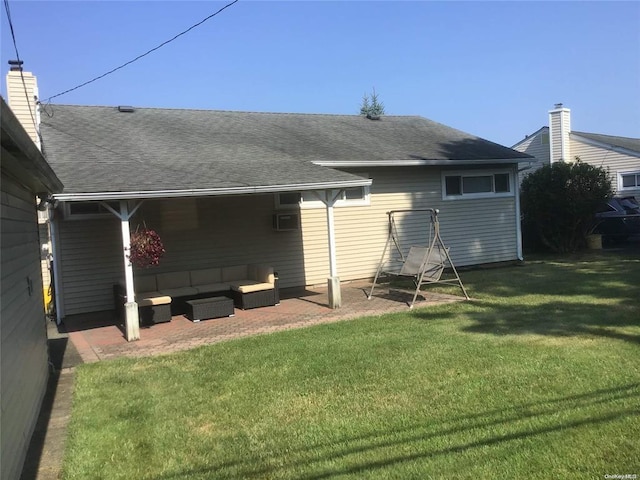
[313,158,532,168]
[53,178,373,202]
[1,98,63,193]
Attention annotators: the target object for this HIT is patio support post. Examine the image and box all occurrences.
[118,201,140,341]
[313,189,343,309]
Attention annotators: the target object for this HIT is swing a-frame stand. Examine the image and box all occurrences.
[368,208,470,309]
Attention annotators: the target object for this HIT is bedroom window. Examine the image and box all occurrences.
[442,171,513,200]
[619,171,640,190]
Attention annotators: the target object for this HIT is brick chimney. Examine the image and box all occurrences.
[548,103,571,163]
[6,60,41,150]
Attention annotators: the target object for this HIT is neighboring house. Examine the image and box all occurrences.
[512,104,640,199]
[7,70,532,339]
[1,96,63,480]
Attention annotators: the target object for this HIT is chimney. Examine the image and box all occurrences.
[6,60,41,150]
[548,103,571,163]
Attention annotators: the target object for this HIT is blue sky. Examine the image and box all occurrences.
[2,1,639,147]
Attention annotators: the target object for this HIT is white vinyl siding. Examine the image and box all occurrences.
[58,167,519,316]
[512,129,551,182]
[549,109,571,163]
[6,71,39,147]
[56,216,122,316]
[570,138,640,197]
[299,167,518,286]
[1,175,48,480]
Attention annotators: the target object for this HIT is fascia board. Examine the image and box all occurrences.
[53,179,373,202]
[313,158,532,167]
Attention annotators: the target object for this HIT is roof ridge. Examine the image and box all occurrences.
[48,104,424,118]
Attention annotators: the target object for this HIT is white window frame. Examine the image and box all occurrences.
[275,173,371,210]
[442,169,514,200]
[274,192,302,210]
[618,170,640,192]
[62,201,120,220]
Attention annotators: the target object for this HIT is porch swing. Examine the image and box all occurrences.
[367,208,470,308]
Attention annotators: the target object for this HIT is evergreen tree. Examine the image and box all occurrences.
[360,87,385,117]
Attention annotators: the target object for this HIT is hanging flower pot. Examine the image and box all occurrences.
[128,226,165,268]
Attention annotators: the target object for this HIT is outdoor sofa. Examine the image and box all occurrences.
[115,264,279,324]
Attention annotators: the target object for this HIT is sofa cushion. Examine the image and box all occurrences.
[190,268,222,287]
[222,265,248,282]
[254,264,275,284]
[137,295,172,307]
[157,271,191,290]
[158,286,199,298]
[230,280,274,294]
[195,282,231,295]
[134,275,157,293]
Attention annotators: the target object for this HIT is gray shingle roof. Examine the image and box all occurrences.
[40,105,531,196]
[572,131,640,153]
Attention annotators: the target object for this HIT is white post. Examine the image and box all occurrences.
[324,190,342,308]
[119,201,139,341]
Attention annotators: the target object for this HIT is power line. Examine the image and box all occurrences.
[3,0,38,135]
[45,0,240,102]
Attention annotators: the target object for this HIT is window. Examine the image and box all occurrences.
[63,201,119,220]
[619,171,640,191]
[275,192,302,209]
[442,171,513,200]
[275,173,370,209]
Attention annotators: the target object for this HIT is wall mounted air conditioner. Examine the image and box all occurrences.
[273,212,300,231]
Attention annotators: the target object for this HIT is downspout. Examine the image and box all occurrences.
[49,209,64,323]
[514,165,524,261]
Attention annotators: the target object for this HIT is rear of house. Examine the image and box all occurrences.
[39,105,530,319]
[52,164,521,317]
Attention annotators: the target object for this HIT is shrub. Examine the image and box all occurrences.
[520,160,612,253]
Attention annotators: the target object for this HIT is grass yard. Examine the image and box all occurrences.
[63,251,640,479]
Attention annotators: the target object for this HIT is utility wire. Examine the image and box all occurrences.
[3,0,38,135]
[45,0,239,102]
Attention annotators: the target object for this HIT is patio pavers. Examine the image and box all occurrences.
[64,281,465,362]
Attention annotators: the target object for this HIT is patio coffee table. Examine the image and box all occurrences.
[185,296,234,322]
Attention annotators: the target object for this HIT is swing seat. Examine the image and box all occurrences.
[368,208,469,308]
[387,245,447,281]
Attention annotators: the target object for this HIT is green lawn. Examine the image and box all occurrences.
[63,251,640,479]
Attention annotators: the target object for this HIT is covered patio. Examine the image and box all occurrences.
[61,280,465,362]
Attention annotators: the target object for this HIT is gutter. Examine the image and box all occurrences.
[313,158,533,168]
[53,179,373,202]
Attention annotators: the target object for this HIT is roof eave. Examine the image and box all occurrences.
[1,98,63,193]
[313,158,532,168]
[53,178,373,202]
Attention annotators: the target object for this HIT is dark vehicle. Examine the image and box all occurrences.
[592,197,640,241]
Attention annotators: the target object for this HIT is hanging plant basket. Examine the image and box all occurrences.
[128,226,165,268]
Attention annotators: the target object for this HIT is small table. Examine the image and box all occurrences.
[185,296,234,322]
